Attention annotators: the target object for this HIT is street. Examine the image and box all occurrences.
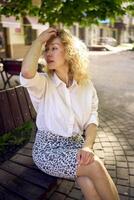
[90,51,134,115]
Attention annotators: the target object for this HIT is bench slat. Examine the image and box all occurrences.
[17,147,32,157]
[24,142,34,149]
[15,87,31,122]
[0,185,24,200]
[0,115,4,135]
[6,88,24,127]
[0,90,15,134]
[24,88,36,120]
[0,160,57,189]
[0,168,46,200]
[10,153,35,168]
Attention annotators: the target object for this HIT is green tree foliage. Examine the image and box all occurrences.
[0,0,133,26]
[125,0,134,16]
[0,0,39,19]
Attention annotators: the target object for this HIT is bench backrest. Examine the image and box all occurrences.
[0,86,36,135]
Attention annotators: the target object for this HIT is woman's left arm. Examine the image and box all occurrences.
[77,83,99,166]
[77,123,97,166]
[83,123,97,149]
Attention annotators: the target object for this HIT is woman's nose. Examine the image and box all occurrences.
[46,49,53,57]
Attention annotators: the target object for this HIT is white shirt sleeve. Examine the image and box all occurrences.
[20,72,47,112]
[84,83,99,129]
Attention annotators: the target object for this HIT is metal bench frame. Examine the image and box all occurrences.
[0,58,22,90]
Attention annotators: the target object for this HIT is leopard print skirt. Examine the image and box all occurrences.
[32,130,84,180]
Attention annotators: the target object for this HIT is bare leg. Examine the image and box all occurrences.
[76,176,102,200]
[76,156,120,200]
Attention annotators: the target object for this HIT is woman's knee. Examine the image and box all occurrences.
[92,155,104,170]
[88,156,105,176]
[76,155,105,178]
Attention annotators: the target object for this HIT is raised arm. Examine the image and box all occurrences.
[21,28,57,79]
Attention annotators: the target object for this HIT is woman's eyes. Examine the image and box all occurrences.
[52,47,58,50]
[45,47,58,52]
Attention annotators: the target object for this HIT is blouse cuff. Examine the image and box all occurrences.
[84,113,99,130]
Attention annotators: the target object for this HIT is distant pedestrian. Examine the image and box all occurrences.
[20,27,120,200]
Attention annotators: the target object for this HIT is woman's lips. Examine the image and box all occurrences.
[47,60,54,64]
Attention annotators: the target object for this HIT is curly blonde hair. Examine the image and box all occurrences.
[44,28,91,86]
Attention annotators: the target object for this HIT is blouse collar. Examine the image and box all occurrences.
[52,72,78,88]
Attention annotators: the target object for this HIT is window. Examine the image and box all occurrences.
[23,17,37,45]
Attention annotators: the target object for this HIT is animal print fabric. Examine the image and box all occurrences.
[32,130,84,180]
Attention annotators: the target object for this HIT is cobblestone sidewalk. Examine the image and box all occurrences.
[43,108,134,200]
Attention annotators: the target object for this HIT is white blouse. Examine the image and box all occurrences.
[20,72,99,137]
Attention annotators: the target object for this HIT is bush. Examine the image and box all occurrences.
[0,121,34,163]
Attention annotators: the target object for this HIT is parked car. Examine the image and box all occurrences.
[98,37,117,46]
[88,45,109,51]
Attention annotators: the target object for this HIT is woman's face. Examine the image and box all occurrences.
[44,37,67,71]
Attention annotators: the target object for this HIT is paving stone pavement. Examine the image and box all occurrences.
[43,108,134,200]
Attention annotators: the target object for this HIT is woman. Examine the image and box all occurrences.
[20,27,120,200]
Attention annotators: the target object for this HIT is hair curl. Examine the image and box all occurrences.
[43,28,91,86]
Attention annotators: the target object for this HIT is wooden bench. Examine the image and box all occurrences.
[0,86,57,200]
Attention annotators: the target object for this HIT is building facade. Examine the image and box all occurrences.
[0,15,134,59]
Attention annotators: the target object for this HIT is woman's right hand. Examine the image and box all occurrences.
[21,28,57,79]
[36,27,57,45]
